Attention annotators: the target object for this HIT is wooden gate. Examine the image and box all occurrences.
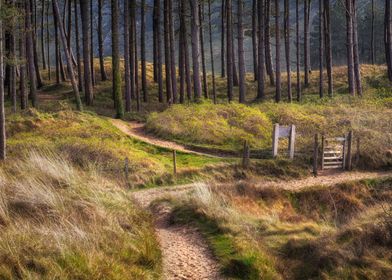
[321,136,346,170]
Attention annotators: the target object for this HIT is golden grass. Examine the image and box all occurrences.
[0,149,161,279]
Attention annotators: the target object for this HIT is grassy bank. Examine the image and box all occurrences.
[167,178,392,279]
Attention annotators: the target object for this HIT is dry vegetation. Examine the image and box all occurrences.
[0,149,161,279]
[168,178,392,279]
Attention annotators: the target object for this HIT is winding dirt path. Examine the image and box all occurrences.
[132,184,224,280]
[110,119,223,158]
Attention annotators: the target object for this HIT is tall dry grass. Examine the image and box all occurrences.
[0,149,161,279]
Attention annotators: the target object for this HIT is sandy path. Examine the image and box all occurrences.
[257,170,392,190]
[132,184,224,280]
[110,119,222,158]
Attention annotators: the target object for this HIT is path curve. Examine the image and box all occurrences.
[132,184,224,280]
[110,119,224,158]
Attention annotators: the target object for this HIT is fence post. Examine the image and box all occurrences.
[321,134,325,170]
[313,134,319,177]
[272,124,279,158]
[346,131,353,170]
[172,150,177,176]
[242,140,250,168]
[289,125,296,159]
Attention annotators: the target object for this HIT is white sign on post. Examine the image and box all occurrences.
[272,124,296,159]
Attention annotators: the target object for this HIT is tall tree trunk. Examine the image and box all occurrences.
[221,0,225,78]
[0,0,5,160]
[190,0,202,100]
[80,0,94,104]
[41,0,46,70]
[131,0,140,111]
[90,0,95,86]
[153,0,158,82]
[296,0,301,101]
[74,0,83,92]
[275,0,281,103]
[10,0,17,113]
[26,0,37,107]
[54,8,60,84]
[371,0,375,64]
[111,0,124,118]
[164,0,173,103]
[238,0,246,103]
[345,0,355,95]
[304,0,311,87]
[386,0,392,81]
[141,0,147,102]
[124,0,131,111]
[257,0,265,100]
[155,0,164,102]
[226,0,233,102]
[98,0,108,81]
[46,1,51,80]
[319,0,324,98]
[169,0,177,103]
[179,1,185,104]
[208,0,216,103]
[30,0,43,89]
[53,0,83,111]
[129,0,136,102]
[20,25,27,110]
[284,0,292,102]
[199,1,208,98]
[252,0,258,81]
[352,0,362,96]
[265,0,275,86]
[324,0,333,97]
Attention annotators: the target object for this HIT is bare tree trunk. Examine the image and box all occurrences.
[131,0,140,111]
[20,25,27,110]
[46,1,51,81]
[54,8,60,84]
[199,1,208,99]
[53,0,83,111]
[352,0,362,96]
[80,0,94,104]
[90,0,95,86]
[26,0,37,107]
[208,0,216,103]
[252,0,258,81]
[111,0,124,117]
[190,0,202,100]
[179,0,185,104]
[275,0,281,103]
[98,0,108,81]
[324,0,333,97]
[226,0,233,102]
[41,0,46,70]
[238,0,246,103]
[386,0,392,81]
[124,0,131,111]
[345,0,355,95]
[164,0,172,103]
[169,0,177,103]
[30,0,43,89]
[221,0,225,78]
[153,0,158,83]
[257,0,265,100]
[304,0,311,87]
[74,0,83,92]
[265,0,275,86]
[10,0,17,113]
[284,0,292,102]
[155,0,164,102]
[296,0,301,101]
[0,0,5,160]
[319,0,324,98]
[141,0,147,102]
[371,0,375,64]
